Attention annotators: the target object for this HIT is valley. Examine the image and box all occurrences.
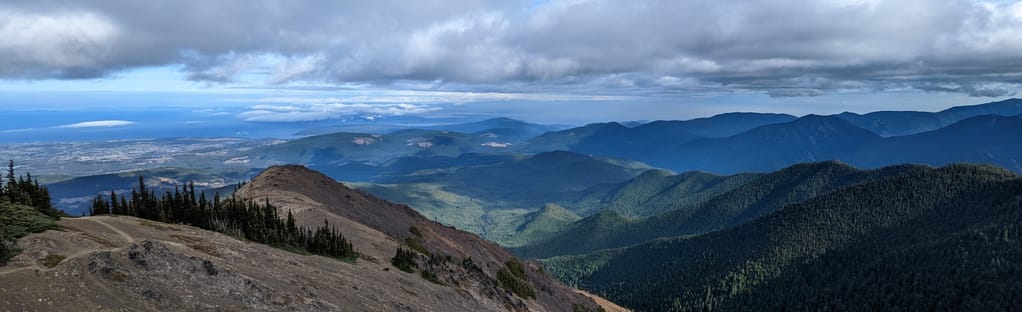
[4,99,1022,311]
[4,2,1022,311]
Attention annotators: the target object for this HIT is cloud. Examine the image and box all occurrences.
[236,102,440,122]
[54,120,135,128]
[0,8,119,78]
[1,1,1021,97]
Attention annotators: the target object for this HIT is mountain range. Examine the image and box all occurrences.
[14,98,1022,311]
[528,98,1022,174]
[657,114,1022,174]
[835,98,1022,136]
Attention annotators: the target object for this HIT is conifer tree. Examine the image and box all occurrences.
[89,176,357,261]
[109,190,120,215]
[6,160,14,190]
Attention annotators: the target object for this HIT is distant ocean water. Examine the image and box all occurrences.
[0,109,303,143]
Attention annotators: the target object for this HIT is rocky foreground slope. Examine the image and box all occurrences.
[1,165,620,311]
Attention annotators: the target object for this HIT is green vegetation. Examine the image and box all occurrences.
[1,161,60,265]
[352,182,488,234]
[408,225,423,237]
[497,260,535,300]
[91,176,357,261]
[352,151,649,245]
[516,161,924,258]
[391,247,418,273]
[403,237,431,257]
[379,151,649,209]
[600,169,760,218]
[542,164,1022,311]
[349,151,654,245]
[0,202,59,264]
[41,254,65,268]
[513,204,580,245]
[2,160,60,219]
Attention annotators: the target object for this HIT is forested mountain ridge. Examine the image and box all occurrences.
[857,114,1022,171]
[658,115,881,173]
[515,161,926,258]
[598,169,762,218]
[836,98,1022,136]
[541,164,1022,311]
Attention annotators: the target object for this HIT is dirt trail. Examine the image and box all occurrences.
[0,264,36,276]
[0,247,118,276]
[2,217,131,277]
[87,217,135,243]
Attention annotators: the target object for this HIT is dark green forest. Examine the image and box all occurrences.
[1,161,61,264]
[89,175,357,261]
[517,161,927,258]
[543,164,1022,311]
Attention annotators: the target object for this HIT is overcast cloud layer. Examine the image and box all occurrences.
[2,0,1022,97]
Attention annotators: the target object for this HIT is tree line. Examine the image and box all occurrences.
[90,175,357,261]
[1,160,59,218]
[1,160,60,264]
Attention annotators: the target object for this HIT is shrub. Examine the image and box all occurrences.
[497,260,535,300]
[391,247,418,273]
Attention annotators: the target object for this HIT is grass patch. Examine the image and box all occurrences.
[41,254,66,268]
[80,232,117,247]
[138,220,180,231]
[359,254,379,264]
[110,271,129,282]
[404,237,431,257]
[409,225,423,237]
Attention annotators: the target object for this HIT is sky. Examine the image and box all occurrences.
[2,0,1022,131]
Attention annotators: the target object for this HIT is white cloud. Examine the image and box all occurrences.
[0,8,119,78]
[241,90,633,106]
[55,120,135,128]
[1,1,1021,97]
[236,102,440,122]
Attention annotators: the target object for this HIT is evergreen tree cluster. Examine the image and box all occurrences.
[1,161,59,264]
[90,176,357,261]
[1,160,59,218]
[391,247,418,273]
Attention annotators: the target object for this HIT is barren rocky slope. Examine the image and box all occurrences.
[1,216,502,311]
[234,165,607,311]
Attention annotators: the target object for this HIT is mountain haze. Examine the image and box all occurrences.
[525,113,796,164]
[836,98,1022,136]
